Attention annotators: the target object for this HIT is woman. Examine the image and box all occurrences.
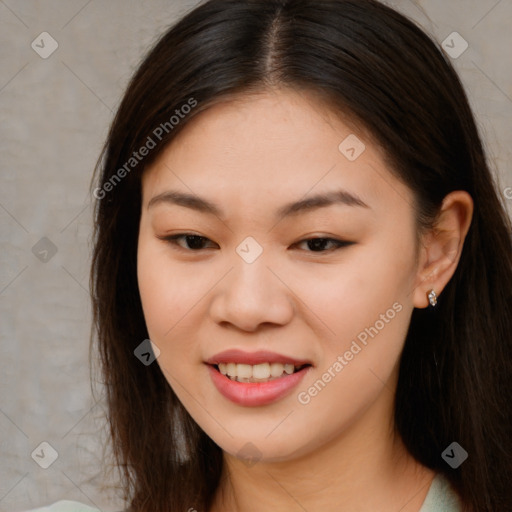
[30,0,512,510]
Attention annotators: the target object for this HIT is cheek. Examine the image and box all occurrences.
[286,236,415,342]
[287,236,417,420]
[137,242,203,396]
[290,243,414,442]
[137,236,197,345]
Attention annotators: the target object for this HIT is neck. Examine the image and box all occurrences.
[209,373,435,512]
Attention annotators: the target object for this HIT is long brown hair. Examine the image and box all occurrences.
[89,1,512,510]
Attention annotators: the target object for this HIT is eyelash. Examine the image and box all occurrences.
[158,233,354,254]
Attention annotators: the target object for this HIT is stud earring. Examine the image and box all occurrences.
[428,289,438,307]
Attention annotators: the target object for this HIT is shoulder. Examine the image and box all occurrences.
[419,473,462,512]
[23,501,125,512]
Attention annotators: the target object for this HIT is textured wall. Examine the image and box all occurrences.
[1,1,511,511]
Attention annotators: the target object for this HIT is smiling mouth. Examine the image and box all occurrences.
[212,362,311,383]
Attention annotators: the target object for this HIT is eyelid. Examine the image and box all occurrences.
[157,233,218,250]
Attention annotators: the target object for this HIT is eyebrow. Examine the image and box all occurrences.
[147,188,370,219]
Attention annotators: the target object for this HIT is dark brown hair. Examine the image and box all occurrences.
[90,1,512,510]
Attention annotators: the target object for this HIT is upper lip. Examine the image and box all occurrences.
[205,349,312,367]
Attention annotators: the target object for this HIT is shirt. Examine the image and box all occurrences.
[419,473,462,512]
[24,472,461,511]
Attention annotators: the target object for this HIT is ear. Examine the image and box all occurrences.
[413,191,474,309]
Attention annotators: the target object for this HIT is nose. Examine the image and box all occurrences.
[209,259,295,332]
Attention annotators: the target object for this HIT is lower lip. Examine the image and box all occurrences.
[207,364,311,407]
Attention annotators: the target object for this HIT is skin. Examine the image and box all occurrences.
[137,87,473,512]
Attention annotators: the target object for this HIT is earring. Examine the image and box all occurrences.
[428,289,438,307]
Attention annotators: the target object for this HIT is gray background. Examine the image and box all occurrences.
[1,1,511,511]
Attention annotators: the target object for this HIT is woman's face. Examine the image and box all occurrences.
[137,88,423,462]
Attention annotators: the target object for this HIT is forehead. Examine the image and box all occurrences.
[141,88,413,219]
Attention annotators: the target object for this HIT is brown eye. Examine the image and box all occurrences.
[294,238,354,253]
[158,234,217,251]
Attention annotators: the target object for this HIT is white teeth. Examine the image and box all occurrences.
[237,364,252,379]
[252,363,271,379]
[269,363,284,378]
[216,361,305,381]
